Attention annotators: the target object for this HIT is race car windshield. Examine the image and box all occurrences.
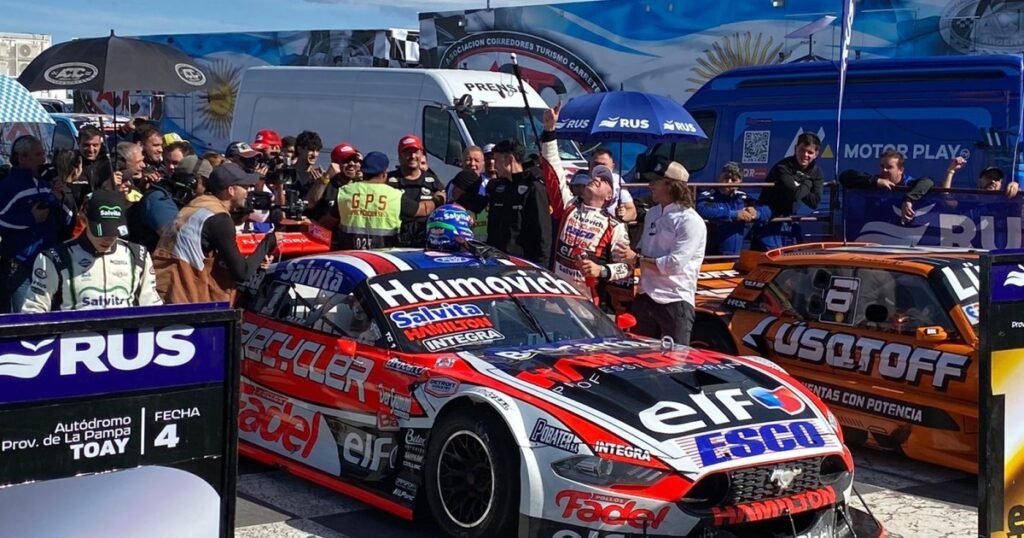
[367,268,621,354]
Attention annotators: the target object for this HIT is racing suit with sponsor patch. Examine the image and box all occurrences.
[19,236,163,312]
[540,130,630,300]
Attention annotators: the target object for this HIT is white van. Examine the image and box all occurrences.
[230,67,587,182]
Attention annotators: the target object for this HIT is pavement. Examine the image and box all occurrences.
[234,447,978,538]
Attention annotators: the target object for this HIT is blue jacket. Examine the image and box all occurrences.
[696,189,770,255]
[0,168,71,263]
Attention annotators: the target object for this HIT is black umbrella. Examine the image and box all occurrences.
[17,31,208,92]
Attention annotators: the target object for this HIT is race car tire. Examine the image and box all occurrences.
[690,317,737,354]
[425,407,519,538]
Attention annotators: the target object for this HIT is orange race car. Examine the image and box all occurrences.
[612,243,981,474]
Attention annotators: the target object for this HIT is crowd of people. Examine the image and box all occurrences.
[1,105,1017,344]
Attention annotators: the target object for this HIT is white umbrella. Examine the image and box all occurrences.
[0,75,54,124]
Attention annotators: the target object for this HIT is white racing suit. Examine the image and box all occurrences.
[540,133,631,301]
[20,236,163,312]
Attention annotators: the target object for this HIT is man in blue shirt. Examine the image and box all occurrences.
[696,162,769,255]
[0,135,73,312]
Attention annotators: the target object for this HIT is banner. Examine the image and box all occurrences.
[981,251,1024,536]
[0,304,239,537]
[835,0,855,179]
[843,187,1024,249]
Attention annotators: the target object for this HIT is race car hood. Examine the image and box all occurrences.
[469,338,843,473]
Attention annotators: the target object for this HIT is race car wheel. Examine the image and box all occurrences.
[690,318,737,354]
[426,408,519,538]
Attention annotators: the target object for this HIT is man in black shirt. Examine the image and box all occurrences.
[78,126,112,190]
[486,139,552,266]
[750,132,824,250]
[386,135,445,246]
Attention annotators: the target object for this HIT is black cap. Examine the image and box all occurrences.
[206,162,259,194]
[451,170,481,191]
[981,166,1005,180]
[86,190,128,238]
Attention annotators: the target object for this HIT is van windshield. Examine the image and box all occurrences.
[459,108,584,162]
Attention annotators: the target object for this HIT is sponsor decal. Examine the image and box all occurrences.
[81,296,131,307]
[711,486,837,526]
[462,81,520,95]
[940,0,1024,54]
[238,385,322,459]
[554,119,591,130]
[492,339,650,361]
[33,268,46,280]
[98,205,122,219]
[994,264,1024,303]
[174,63,206,86]
[743,317,971,391]
[529,418,580,453]
[699,269,741,279]
[598,117,649,130]
[390,303,485,329]
[434,356,456,368]
[377,412,400,432]
[552,372,601,394]
[403,317,495,341]
[662,120,698,133]
[742,279,767,289]
[431,256,471,264]
[592,441,651,462]
[639,388,765,436]
[378,385,412,419]
[556,490,669,530]
[802,380,959,430]
[961,302,980,325]
[424,377,459,398]
[405,429,427,448]
[477,388,510,411]
[240,322,372,402]
[422,329,504,351]
[343,431,396,472]
[690,419,828,467]
[0,326,194,380]
[277,260,346,293]
[747,386,806,416]
[43,62,99,85]
[384,357,427,377]
[392,476,418,502]
[370,270,581,308]
[512,350,737,390]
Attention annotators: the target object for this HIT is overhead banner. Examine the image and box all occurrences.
[0,304,240,537]
[843,187,1024,249]
[981,251,1024,537]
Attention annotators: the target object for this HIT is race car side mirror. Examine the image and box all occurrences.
[616,313,637,331]
[916,326,949,342]
[337,338,358,357]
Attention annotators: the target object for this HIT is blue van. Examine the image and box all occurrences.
[639,55,1023,187]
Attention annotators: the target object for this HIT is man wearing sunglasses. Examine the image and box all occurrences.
[307,143,364,237]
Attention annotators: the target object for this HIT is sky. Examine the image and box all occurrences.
[0,0,589,45]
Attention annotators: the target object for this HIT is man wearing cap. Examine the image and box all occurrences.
[307,143,362,231]
[697,161,770,255]
[336,152,429,250]
[129,154,213,252]
[226,141,277,231]
[590,148,637,223]
[153,162,277,304]
[387,135,445,247]
[162,133,193,176]
[252,129,283,156]
[549,165,631,303]
[614,161,707,345]
[20,190,162,312]
[941,156,1021,197]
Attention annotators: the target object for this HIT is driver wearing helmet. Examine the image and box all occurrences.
[425,204,475,252]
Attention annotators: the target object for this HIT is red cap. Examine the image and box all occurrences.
[330,143,360,164]
[252,129,282,150]
[398,134,424,153]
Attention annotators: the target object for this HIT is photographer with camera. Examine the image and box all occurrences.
[387,135,445,247]
[226,141,278,233]
[307,143,362,240]
[252,129,283,157]
[153,162,278,304]
[128,154,213,252]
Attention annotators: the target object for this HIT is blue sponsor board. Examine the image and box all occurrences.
[989,263,1024,304]
[844,188,1024,249]
[694,420,826,467]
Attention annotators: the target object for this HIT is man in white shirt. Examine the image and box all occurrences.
[613,160,706,345]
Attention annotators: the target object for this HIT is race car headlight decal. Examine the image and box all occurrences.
[551,456,667,487]
[825,409,844,441]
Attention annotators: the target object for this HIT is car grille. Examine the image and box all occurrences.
[724,457,823,505]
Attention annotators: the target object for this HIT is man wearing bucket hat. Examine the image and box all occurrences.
[614,160,707,345]
[20,190,162,312]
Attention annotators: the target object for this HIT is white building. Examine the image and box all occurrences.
[0,32,69,101]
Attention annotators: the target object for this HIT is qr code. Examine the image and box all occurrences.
[742,130,771,164]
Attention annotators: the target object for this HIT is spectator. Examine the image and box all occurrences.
[448,145,487,202]
[750,132,824,250]
[280,136,297,164]
[550,165,631,302]
[293,130,325,196]
[0,135,71,312]
[697,161,768,255]
[128,151,194,252]
[153,162,277,304]
[113,142,145,202]
[134,126,165,183]
[614,161,706,345]
[307,143,362,238]
[941,157,1020,197]
[51,148,91,213]
[225,141,275,231]
[170,154,213,204]
[483,143,497,180]
[335,152,426,250]
[225,141,262,172]
[202,151,226,169]
[590,147,638,223]
[20,190,162,312]
[252,129,282,156]
[840,150,935,223]
[78,125,112,190]
[447,169,489,242]
[487,138,552,266]
[387,135,445,247]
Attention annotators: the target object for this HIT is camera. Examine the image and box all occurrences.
[244,188,308,221]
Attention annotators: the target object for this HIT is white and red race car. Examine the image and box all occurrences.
[235,247,883,538]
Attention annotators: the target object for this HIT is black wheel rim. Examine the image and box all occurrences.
[437,430,495,528]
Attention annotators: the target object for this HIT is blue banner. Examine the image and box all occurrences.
[843,188,1024,249]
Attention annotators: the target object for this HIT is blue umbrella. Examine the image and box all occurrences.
[554,90,706,145]
[0,76,54,124]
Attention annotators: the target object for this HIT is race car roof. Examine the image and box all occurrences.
[758,244,979,274]
[267,249,537,295]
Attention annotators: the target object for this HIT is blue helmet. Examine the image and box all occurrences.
[426,204,474,252]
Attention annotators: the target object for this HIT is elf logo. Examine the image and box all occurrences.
[747,386,806,416]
